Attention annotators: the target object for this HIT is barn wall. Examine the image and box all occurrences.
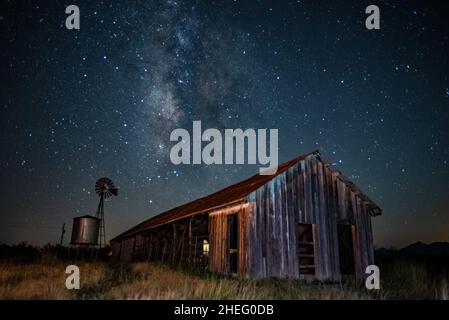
[237,204,250,276]
[111,241,121,260]
[113,215,210,265]
[208,203,249,276]
[208,212,228,274]
[119,237,135,261]
[352,196,375,280]
[245,154,375,280]
[246,173,299,279]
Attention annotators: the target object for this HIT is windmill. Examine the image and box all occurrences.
[94,177,118,248]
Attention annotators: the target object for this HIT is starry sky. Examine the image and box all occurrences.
[1,0,448,248]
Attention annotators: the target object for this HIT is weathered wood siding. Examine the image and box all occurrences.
[245,154,375,280]
[246,176,298,279]
[111,241,121,260]
[208,211,229,274]
[237,204,250,276]
[353,196,375,280]
[208,204,250,276]
[119,237,135,261]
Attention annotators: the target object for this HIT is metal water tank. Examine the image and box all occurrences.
[70,215,99,245]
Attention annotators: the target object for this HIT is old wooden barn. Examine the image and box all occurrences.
[110,151,381,281]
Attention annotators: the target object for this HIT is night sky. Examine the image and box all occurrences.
[1,0,448,248]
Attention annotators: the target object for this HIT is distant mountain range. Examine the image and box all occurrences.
[377,241,449,257]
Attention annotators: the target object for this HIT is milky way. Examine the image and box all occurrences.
[1,0,448,248]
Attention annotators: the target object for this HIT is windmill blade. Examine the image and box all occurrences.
[94,177,118,198]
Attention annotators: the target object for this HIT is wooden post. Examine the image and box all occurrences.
[188,217,193,263]
[194,236,198,265]
[171,224,176,262]
[178,222,187,265]
[161,241,167,263]
[149,232,153,261]
[59,223,66,246]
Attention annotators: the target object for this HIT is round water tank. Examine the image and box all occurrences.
[70,215,99,245]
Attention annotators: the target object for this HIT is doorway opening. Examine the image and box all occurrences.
[337,224,355,275]
[297,223,315,275]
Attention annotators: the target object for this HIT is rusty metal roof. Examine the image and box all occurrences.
[111,152,315,241]
[110,150,381,242]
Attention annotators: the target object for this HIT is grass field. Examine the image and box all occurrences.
[0,258,448,300]
[0,260,449,299]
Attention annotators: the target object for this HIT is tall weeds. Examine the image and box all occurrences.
[0,260,447,300]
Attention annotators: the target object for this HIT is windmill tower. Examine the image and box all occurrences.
[94,177,118,248]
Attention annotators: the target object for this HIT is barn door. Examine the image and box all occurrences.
[297,223,316,275]
[228,214,238,273]
[337,224,355,275]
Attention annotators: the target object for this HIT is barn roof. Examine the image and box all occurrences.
[111,150,381,242]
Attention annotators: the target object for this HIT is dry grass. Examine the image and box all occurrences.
[0,261,106,299]
[376,258,449,299]
[0,260,446,300]
[102,263,372,300]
